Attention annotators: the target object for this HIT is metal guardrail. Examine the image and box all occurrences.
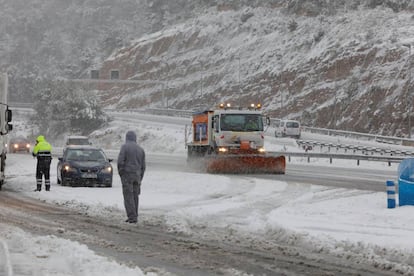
[145,108,192,118]
[301,126,414,146]
[104,108,193,118]
[268,151,405,166]
[296,140,414,157]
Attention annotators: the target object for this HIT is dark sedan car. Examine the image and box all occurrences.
[9,136,31,153]
[57,145,113,187]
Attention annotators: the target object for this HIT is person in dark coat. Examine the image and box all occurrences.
[117,130,146,224]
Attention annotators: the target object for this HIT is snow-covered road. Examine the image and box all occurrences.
[1,111,413,275]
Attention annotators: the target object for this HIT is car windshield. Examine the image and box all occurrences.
[65,149,106,161]
[220,114,263,132]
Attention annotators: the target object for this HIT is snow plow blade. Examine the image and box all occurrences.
[206,154,286,174]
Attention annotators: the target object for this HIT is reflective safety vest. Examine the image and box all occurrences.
[33,135,52,158]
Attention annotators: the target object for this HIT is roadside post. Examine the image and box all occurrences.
[386,180,396,208]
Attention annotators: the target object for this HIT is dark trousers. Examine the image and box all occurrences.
[121,173,141,222]
[36,157,51,191]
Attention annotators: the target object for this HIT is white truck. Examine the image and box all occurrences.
[0,73,13,190]
[186,103,285,174]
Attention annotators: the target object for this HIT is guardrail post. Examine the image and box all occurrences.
[357,159,360,166]
[386,180,396,208]
[307,156,310,163]
[329,157,332,164]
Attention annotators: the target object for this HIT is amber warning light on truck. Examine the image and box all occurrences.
[218,102,262,110]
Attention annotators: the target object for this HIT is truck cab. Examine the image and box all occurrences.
[212,108,266,154]
[187,103,268,156]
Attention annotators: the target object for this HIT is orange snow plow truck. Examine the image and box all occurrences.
[186,103,285,174]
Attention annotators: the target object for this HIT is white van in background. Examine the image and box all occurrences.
[275,119,301,139]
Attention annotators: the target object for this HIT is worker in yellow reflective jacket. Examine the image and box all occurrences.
[32,135,52,191]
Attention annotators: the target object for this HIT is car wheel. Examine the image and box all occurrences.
[60,176,68,186]
[61,179,68,186]
[57,168,61,184]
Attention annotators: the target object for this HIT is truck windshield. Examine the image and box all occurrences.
[220,114,263,132]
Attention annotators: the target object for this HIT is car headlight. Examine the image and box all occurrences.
[13,144,18,149]
[26,144,30,148]
[101,166,112,173]
[258,147,266,153]
[63,165,76,172]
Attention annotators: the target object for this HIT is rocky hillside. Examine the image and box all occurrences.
[2,0,414,136]
[95,0,414,136]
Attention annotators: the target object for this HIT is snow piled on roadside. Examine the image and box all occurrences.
[0,225,156,276]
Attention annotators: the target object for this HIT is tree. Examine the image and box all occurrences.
[31,80,109,139]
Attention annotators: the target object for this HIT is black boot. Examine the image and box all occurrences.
[34,184,41,191]
[45,185,50,191]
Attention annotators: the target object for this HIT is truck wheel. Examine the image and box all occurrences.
[187,146,194,160]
